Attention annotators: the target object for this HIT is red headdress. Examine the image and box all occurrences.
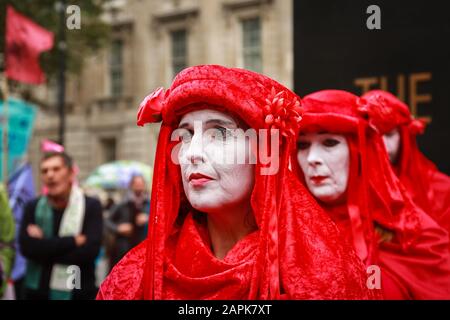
[291,90,450,299]
[361,90,450,235]
[97,66,374,300]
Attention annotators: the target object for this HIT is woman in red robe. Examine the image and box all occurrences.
[97,65,375,300]
[361,90,450,238]
[292,89,450,299]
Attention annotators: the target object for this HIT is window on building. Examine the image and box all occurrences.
[171,29,187,78]
[101,137,117,163]
[110,39,123,97]
[242,17,262,73]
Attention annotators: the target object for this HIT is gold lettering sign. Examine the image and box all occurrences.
[354,72,432,122]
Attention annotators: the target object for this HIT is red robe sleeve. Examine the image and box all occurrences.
[428,171,450,237]
[97,240,147,300]
[378,209,450,299]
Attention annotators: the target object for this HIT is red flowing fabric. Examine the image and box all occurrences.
[290,90,450,299]
[361,90,450,241]
[97,65,376,300]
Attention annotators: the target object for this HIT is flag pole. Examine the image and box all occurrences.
[1,72,9,184]
[57,0,67,146]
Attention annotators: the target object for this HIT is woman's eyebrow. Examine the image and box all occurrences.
[205,119,235,127]
[178,118,235,129]
[178,122,191,129]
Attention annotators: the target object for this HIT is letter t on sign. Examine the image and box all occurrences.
[354,77,378,94]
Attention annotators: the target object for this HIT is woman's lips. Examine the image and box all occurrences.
[310,175,327,184]
[188,173,214,187]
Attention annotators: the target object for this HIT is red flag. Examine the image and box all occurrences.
[5,5,54,84]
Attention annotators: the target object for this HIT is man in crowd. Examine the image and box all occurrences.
[105,175,149,271]
[20,152,103,300]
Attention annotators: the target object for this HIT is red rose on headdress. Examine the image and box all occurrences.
[137,87,167,126]
[263,87,303,137]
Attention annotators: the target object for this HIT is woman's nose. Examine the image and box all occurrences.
[307,144,324,166]
[185,132,205,164]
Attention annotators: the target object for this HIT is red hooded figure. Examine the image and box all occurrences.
[291,90,450,299]
[97,65,376,300]
[361,90,450,239]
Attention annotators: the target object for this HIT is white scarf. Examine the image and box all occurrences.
[49,186,86,292]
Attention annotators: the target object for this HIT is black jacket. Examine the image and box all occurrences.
[104,197,150,267]
[19,196,103,300]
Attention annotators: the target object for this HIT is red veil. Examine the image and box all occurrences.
[290,90,450,299]
[361,90,450,238]
[97,65,375,300]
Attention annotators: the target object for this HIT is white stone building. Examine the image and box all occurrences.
[28,0,294,189]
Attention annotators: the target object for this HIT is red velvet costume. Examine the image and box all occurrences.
[361,90,450,239]
[291,90,450,299]
[97,65,376,300]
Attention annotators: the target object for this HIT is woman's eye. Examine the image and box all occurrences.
[297,141,310,150]
[211,126,231,141]
[323,138,340,147]
[180,130,193,142]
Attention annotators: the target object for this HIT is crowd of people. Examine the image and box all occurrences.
[0,153,150,300]
[1,64,449,300]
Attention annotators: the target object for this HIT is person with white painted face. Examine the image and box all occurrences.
[293,90,450,299]
[297,132,350,205]
[97,65,375,300]
[361,90,450,246]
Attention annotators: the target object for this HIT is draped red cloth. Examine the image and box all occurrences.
[290,90,450,299]
[361,90,450,241]
[97,65,377,300]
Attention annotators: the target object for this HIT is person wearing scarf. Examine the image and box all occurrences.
[360,90,450,240]
[97,65,376,300]
[292,89,450,299]
[19,152,103,300]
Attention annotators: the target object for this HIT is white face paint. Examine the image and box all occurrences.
[297,132,350,204]
[177,109,254,214]
[382,128,401,164]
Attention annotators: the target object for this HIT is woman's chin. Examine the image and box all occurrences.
[189,198,219,213]
[316,192,347,205]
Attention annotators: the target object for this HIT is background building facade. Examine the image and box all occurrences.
[28,0,294,188]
